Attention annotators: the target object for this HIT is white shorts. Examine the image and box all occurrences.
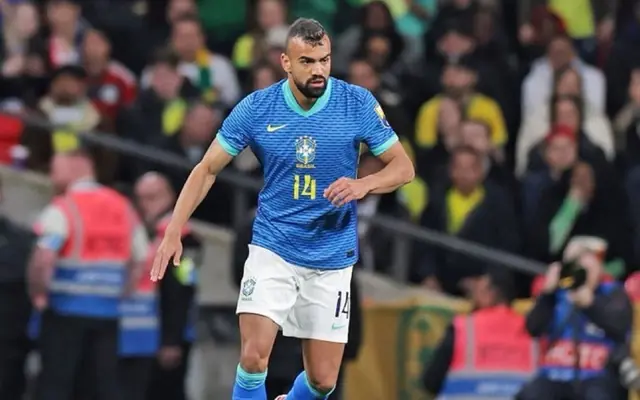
[236,244,353,343]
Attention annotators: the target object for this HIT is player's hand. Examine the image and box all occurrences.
[150,230,183,282]
[324,177,370,207]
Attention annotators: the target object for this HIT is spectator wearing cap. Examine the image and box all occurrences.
[523,95,610,179]
[421,268,537,399]
[82,29,137,130]
[517,65,614,177]
[414,56,507,181]
[411,146,520,295]
[232,0,288,71]
[522,33,605,121]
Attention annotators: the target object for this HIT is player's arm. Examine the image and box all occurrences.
[358,92,413,194]
[360,141,414,194]
[28,204,68,306]
[165,95,253,235]
[164,140,234,234]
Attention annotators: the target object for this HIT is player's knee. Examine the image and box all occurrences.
[305,371,338,394]
[239,344,269,373]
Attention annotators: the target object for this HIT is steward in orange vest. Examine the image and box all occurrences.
[423,269,538,400]
[28,150,149,400]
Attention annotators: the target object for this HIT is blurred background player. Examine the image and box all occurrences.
[150,17,414,400]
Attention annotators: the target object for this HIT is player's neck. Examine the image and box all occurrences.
[287,79,318,110]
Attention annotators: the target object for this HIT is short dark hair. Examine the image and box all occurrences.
[486,267,516,304]
[149,47,180,69]
[286,18,326,48]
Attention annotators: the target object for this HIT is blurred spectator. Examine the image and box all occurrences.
[425,0,478,57]
[523,95,610,177]
[0,179,36,400]
[348,58,412,139]
[422,268,536,399]
[41,0,89,69]
[414,57,507,180]
[520,245,631,400]
[1,1,40,73]
[394,0,438,60]
[522,125,579,229]
[135,173,199,400]
[613,67,640,167]
[232,0,288,70]
[522,34,606,120]
[411,146,520,295]
[119,48,199,150]
[458,119,516,191]
[518,0,616,65]
[250,61,280,92]
[82,30,137,129]
[517,66,614,176]
[149,101,231,225]
[260,25,289,81]
[144,0,199,57]
[525,159,632,276]
[517,6,567,64]
[472,5,510,62]
[143,15,240,108]
[334,1,406,77]
[20,65,103,173]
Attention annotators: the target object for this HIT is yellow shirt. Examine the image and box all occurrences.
[549,0,595,39]
[446,187,485,234]
[415,94,507,149]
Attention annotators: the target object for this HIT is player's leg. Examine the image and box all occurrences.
[283,266,353,399]
[234,245,299,400]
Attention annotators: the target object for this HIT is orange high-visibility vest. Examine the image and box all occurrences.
[438,306,538,400]
[48,182,133,318]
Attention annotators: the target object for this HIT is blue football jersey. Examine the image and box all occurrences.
[217,78,398,269]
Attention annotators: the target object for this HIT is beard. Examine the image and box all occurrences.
[293,75,327,99]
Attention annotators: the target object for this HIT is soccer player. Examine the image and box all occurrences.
[150,18,414,400]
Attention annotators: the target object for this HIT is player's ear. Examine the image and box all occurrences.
[281,53,291,74]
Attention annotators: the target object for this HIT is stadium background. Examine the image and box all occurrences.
[2,0,640,398]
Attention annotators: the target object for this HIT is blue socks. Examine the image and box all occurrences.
[287,371,335,399]
[232,364,267,400]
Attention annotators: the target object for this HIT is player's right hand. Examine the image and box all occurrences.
[150,231,183,282]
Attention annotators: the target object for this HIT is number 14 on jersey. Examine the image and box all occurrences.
[293,174,317,200]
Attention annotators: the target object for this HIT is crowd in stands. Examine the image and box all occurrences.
[0,0,639,299]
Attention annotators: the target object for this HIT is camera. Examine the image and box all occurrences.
[558,259,588,290]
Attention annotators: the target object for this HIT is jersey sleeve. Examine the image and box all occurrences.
[358,90,399,156]
[216,94,254,157]
[34,204,69,252]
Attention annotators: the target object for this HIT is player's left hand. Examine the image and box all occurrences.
[324,177,370,207]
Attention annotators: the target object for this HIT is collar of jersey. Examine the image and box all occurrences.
[282,77,332,117]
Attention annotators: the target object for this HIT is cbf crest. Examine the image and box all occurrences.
[374,103,391,129]
[241,277,256,299]
[295,136,316,169]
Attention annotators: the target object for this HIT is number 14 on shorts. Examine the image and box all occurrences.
[332,291,350,330]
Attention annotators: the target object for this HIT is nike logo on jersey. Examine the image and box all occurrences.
[266,124,287,132]
[331,323,347,330]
